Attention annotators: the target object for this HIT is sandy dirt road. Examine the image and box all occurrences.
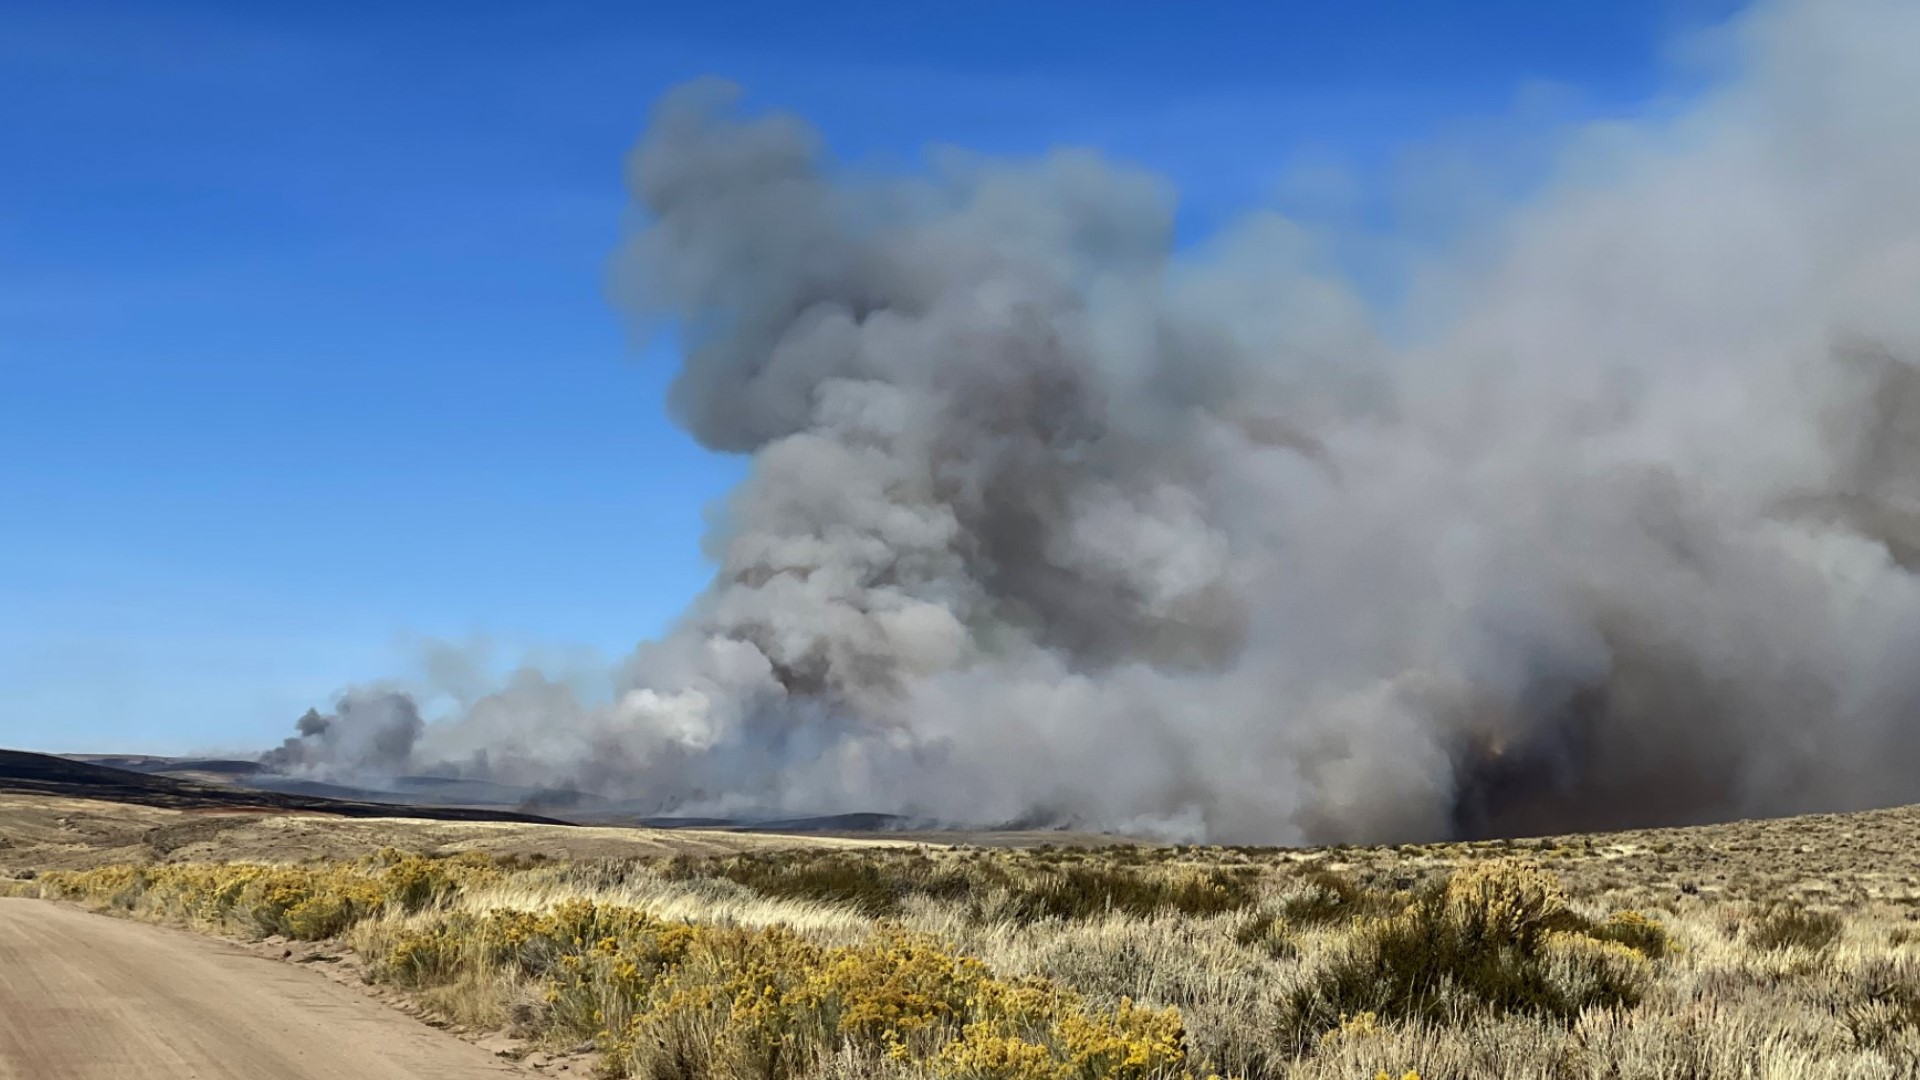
[0,898,530,1079]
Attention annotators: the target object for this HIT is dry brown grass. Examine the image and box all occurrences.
[0,791,912,875]
[12,798,1920,1078]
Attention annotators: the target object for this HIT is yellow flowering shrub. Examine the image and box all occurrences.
[939,1029,1061,1080]
[38,850,505,941]
[39,857,1196,1080]
[372,848,500,911]
[1590,910,1670,959]
[1442,859,1568,952]
[40,862,389,939]
[1054,998,1186,1080]
[804,930,990,1043]
[1316,1010,1380,1048]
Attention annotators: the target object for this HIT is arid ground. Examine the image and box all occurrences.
[0,897,536,1079]
[5,780,1920,1079]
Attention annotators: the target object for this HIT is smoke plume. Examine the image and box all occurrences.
[277,0,1920,842]
[262,691,424,780]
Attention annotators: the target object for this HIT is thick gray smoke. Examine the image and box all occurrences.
[263,691,423,779]
[278,0,1920,842]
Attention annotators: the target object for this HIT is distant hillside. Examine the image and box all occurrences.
[66,755,619,814]
[0,750,568,826]
[66,754,266,777]
[42,752,992,837]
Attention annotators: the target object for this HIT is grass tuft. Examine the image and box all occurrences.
[1277,861,1648,1050]
[24,829,1920,1079]
[1748,902,1844,952]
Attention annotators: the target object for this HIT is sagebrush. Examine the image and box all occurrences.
[29,840,1920,1079]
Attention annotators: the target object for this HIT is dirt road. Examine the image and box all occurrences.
[0,898,529,1079]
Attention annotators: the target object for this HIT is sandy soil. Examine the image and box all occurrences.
[0,897,532,1079]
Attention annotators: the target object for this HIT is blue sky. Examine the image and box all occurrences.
[0,0,1745,754]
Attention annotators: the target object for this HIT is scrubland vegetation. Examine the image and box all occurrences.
[13,834,1920,1080]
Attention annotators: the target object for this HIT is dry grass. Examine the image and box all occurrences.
[19,822,1920,1080]
[0,791,912,875]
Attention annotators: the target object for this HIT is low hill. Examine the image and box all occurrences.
[65,754,267,777]
[0,749,566,826]
[56,752,985,836]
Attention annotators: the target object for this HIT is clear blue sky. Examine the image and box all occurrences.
[0,0,1744,754]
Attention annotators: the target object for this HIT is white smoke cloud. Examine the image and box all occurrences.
[284,0,1920,843]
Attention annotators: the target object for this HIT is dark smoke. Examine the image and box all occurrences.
[263,691,424,779]
[271,0,1920,843]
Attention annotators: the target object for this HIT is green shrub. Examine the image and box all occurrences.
[991,864,1255,923]
[1749,903,1843,952]
[1277,861,1646,1048]
[1273,867,1410,928]
[663,851,978,917]
[1841,958,1920,1052]
[665,850,1257,924]
[1231,911,1298,960]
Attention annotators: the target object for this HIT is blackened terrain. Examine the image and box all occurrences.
[0,749,567,826]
